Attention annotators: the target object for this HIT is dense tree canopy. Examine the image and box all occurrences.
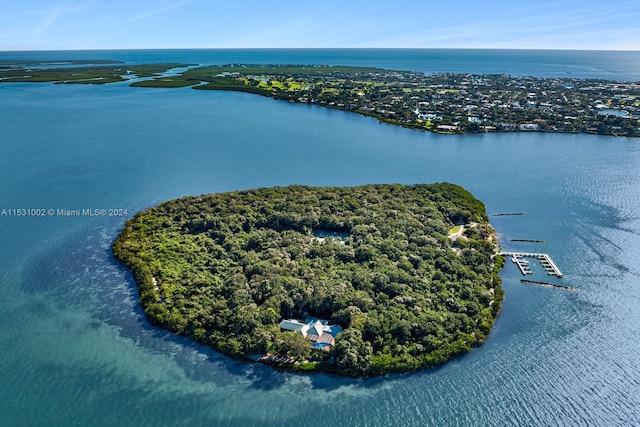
[113,183,504,376]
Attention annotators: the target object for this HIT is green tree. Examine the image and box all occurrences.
[273,332,311,361]
[331,328,372,375]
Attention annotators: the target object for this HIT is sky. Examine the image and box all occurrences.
[1,0,638,51]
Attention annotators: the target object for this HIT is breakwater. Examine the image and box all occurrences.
[493,212,526,216]
[520,279,578,292]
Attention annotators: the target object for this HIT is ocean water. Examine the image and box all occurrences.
[0,50,639,426]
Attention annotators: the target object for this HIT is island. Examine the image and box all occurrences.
[2,61,638,137]
[112,183,504,376]
[0,62,192,84]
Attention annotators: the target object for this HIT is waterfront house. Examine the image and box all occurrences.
[279,318,343,349]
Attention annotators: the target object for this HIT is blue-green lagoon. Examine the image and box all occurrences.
[1,50,639,426]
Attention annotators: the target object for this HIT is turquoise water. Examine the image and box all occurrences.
[1,51,640,426]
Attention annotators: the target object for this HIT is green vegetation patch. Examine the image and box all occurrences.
[130,78,198,88]
[113,183,503,377]
[193,77,273,95]
[0,63,192,84]
[181,64,388,79]
[448,225,463,235]
[134,64,392,91]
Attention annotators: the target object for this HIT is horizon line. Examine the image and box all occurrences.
[1,47,639,53]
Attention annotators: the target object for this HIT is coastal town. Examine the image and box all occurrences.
[2,61,639,137]
[178,64,640,137]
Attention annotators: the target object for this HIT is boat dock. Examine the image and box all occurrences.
[501,252,563,278]
[509,254,532,275]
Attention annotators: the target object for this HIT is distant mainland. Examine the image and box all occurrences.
[1,61,639,137]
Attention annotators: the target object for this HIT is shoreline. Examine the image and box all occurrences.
[2,62,638,138]
[112,183,504,378]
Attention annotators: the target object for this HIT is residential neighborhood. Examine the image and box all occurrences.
[186,64,640,137]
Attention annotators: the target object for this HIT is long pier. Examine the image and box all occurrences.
[501,252,563,278]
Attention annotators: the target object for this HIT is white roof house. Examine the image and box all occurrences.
[278,318,343,347]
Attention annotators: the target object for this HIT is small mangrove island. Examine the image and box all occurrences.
[112,183,504,377]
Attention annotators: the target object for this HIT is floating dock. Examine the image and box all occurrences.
[510,254,532,275]
[509,239,546,243]
[501,252,563,278]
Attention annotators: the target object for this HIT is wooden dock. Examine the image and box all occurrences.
[501,252,563,278]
